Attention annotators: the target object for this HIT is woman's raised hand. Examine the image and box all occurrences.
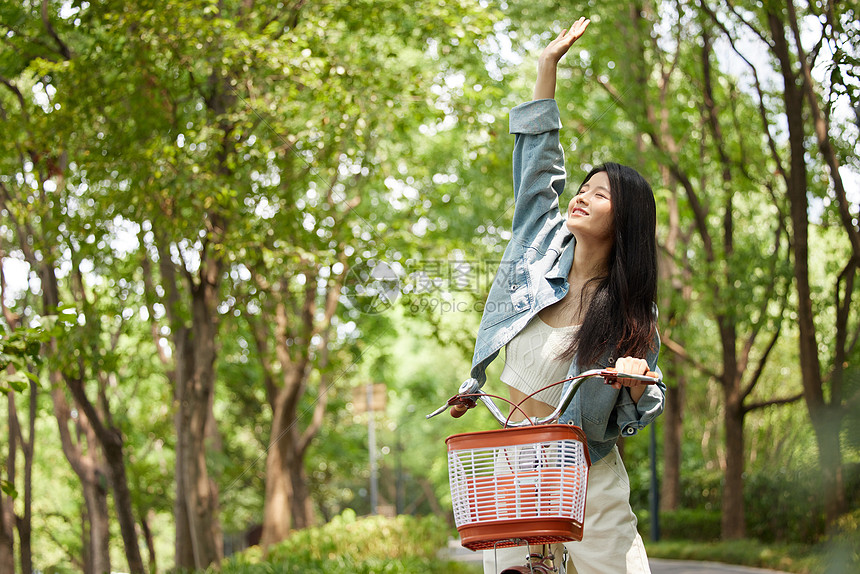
[533,17,590,100]
[539,17,590,66]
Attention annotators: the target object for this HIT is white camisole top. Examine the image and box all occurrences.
[500,316,578,407]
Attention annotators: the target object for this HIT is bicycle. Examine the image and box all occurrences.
[427,368,661,574]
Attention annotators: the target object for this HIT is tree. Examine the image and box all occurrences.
[0,4,150,570]
[700,0,860,529]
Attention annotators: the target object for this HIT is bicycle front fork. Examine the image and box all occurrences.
[496,544,568,574]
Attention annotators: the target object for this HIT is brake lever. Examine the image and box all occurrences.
[426,393,478,419]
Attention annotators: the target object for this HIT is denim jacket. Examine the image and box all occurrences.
[468,99,666,462]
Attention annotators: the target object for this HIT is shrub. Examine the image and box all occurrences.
[637,509,721,541]
[215,511,475,574]
[743,468,827,543]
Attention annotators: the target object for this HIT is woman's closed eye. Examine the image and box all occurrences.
[576,187,609,200]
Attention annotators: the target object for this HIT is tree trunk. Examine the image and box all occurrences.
[0,502,13,574]
[152,210,225,571]
[260,386,316,547]
[660,353,684,511]
[64,376,146,573]
[811,412,846,524]
[81,464,111,574]
[656,160,687,512]
[703,29,745,540]
[254,268,341,547]
[172,273,223,569]
[1,377,35,574]
[17,380,35,574]
[784,0,860,264]
[261,392,292,546]
[721,376,746,539]
[140,510,157,573]
[103,435,146,573]
[54,390,112,570]
[1,395,16,574]
[45,267,112,573]
[43,246,147,572]
[57,384,112,574]
[289,438,315,529]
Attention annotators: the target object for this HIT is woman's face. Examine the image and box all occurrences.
[565,171,614,243]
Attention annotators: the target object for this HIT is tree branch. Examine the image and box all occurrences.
[740,225,787,379]
[662,335,720,380]
[300,251,349,453]
[595,74,716,264]
[139,239,173,369]
[723,0,773,48]
[41,0,71,60]
[152,228,184,332]
[0,74,28,120]
[830,257,857,407]
[745,392,803,413]
[700,2,786,179]
[246,313,278,407]
[741,322,782,403]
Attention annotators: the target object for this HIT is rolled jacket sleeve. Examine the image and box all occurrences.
[509,99,563,134]
[617,366,666,437]
[617,324,666,437]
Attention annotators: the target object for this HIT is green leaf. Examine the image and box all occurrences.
[0,480,17,500]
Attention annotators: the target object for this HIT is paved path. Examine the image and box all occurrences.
[443,540,791,573]
[650,558,790,573]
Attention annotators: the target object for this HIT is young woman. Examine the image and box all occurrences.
[468,18,665,573]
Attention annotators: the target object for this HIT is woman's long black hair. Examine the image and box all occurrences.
[563,162,658,367]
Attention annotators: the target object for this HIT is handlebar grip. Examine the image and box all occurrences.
[450,403,470,418]
[605,367,660,381]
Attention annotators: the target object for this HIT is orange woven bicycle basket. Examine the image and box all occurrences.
[446,424,591,551]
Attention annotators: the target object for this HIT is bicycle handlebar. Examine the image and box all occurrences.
[426,368,661,428]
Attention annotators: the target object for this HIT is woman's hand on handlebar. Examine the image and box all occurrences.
[610,357,652,403]
[608,357,651,389]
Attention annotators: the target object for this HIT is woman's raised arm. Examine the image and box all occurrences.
[533,17,590,100]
